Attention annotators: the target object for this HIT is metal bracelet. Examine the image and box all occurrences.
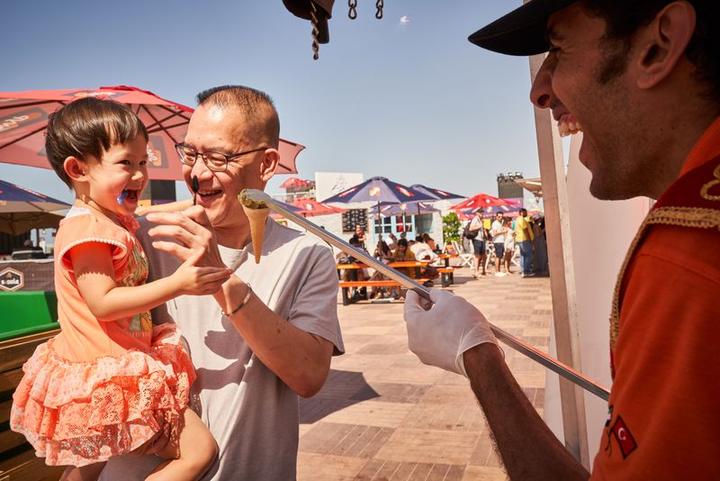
[222,284,253,317]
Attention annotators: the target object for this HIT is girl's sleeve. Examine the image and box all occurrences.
[58,214,131,275]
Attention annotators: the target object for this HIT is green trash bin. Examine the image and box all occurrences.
[0,291,59,341]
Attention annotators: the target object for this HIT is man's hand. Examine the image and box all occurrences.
[146,206,225,269]
[404,289,497,376]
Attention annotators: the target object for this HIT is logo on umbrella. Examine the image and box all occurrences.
[397,186,413,197]
[0,109,44,133]
[369,187,381,197]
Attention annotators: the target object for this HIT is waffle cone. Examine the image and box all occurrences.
[243,205,269,263]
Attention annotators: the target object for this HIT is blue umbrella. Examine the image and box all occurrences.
[0,179,71,235]
[410,184,465,201]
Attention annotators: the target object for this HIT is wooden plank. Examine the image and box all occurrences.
[0,399,10,425]
[527,44,590,467]
[0,370,23,397]
[0,450,63,481]
[0,330,58,374]
[0,429,27,455]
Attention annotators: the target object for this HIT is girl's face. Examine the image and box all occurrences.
[84,135,149,217]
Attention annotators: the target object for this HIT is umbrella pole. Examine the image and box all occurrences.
[241,189,610,402]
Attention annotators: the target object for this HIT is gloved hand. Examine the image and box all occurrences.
[404,289,497,377]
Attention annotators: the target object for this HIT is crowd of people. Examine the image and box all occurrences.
[463,208,548,278]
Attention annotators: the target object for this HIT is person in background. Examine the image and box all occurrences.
[515,208,534,278]
[468,210,487,277]
[502,217,516,274]
[490,212,507,276]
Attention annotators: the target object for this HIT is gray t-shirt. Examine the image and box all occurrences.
[100,219,344,481]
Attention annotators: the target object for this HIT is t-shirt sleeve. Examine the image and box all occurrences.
[287,244,344,355]
[58,214,130,275]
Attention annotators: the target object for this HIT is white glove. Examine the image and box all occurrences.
[404,289,497,377]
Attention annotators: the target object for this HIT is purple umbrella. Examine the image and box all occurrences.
[409,184,465,201]
[322,177,434,238]
[369,201,439,217]
[0,179,71,235]
[321,177,434,204]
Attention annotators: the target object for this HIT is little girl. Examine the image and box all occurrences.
[10,98,227,481]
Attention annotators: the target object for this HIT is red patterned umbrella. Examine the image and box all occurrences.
[0,85,304,180]
[450,193,513,212]
[291,198,346,217]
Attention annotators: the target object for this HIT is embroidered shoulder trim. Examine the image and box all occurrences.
[610,206,720,349]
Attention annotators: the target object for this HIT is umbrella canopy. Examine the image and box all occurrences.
[369,201,439,217]
[269,200,303,220]
[0,179,71,235]
[290,198,345,217]
[450,193,513,212]
[321,176,434,204]
[409,184,465,201]
[0,85,305,180]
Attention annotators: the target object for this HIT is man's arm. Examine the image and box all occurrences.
[464,344,589,481]
[215,276,334,398]
[145,208,335,398]
[404,290,589,481]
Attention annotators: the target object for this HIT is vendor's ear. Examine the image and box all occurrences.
[634,1,695,90]
[64,156,89,183]
[259,148,280,183]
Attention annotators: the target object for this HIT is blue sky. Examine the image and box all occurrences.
[2,0,541,203]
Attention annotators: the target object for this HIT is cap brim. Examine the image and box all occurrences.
[468,0,577,56]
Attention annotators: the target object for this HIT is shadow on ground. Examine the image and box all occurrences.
[299,369,379,424]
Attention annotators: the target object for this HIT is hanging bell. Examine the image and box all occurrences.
[282,0,335,44]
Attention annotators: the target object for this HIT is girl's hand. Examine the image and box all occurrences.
[171,249,232,296]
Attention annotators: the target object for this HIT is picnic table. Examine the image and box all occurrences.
[336,260,455,304]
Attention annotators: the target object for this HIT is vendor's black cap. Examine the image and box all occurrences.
[469,0,579,56]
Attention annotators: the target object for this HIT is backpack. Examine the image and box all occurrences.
[463,223,480,240]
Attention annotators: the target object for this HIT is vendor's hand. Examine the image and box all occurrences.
[404,289,497,376]
[170,248,232,296]
[146,206,225,270]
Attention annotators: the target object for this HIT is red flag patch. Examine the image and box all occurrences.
[610,416,637,459]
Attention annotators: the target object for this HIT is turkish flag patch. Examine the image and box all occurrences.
[610,416,637,459]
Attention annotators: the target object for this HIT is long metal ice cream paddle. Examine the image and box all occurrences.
[240,189,610,401]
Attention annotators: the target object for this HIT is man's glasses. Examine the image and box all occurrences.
[175,143,269,172]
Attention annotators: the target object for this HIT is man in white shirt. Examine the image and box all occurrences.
[490,212,507,276]
[100,85,344,481]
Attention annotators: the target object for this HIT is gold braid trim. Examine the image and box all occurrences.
[609,206,720,350]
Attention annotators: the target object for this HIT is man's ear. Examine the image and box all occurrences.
[64,156,88,183]
[635,1,696,90]
[260,148,280,183]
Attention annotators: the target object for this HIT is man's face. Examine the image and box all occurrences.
[182,104,269,229]
[496,213,503,222]
[530,4,645,200]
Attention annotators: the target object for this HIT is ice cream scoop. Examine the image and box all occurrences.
[239,190,269,264]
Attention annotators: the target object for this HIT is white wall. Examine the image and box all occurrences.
[543,133,652,461]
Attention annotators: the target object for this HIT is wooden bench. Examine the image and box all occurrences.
[338,280,429,305]
[1,330,63,481]
[438,267,455,287]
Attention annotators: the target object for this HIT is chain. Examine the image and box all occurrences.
[310,1,320,60]
[348,0,357,19]
[375,0,384,19]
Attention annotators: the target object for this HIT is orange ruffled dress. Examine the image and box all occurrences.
[10,204,195,467]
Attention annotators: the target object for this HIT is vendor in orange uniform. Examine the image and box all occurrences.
[402,1,720,480]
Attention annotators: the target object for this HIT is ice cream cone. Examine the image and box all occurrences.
[242,204,269,263]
